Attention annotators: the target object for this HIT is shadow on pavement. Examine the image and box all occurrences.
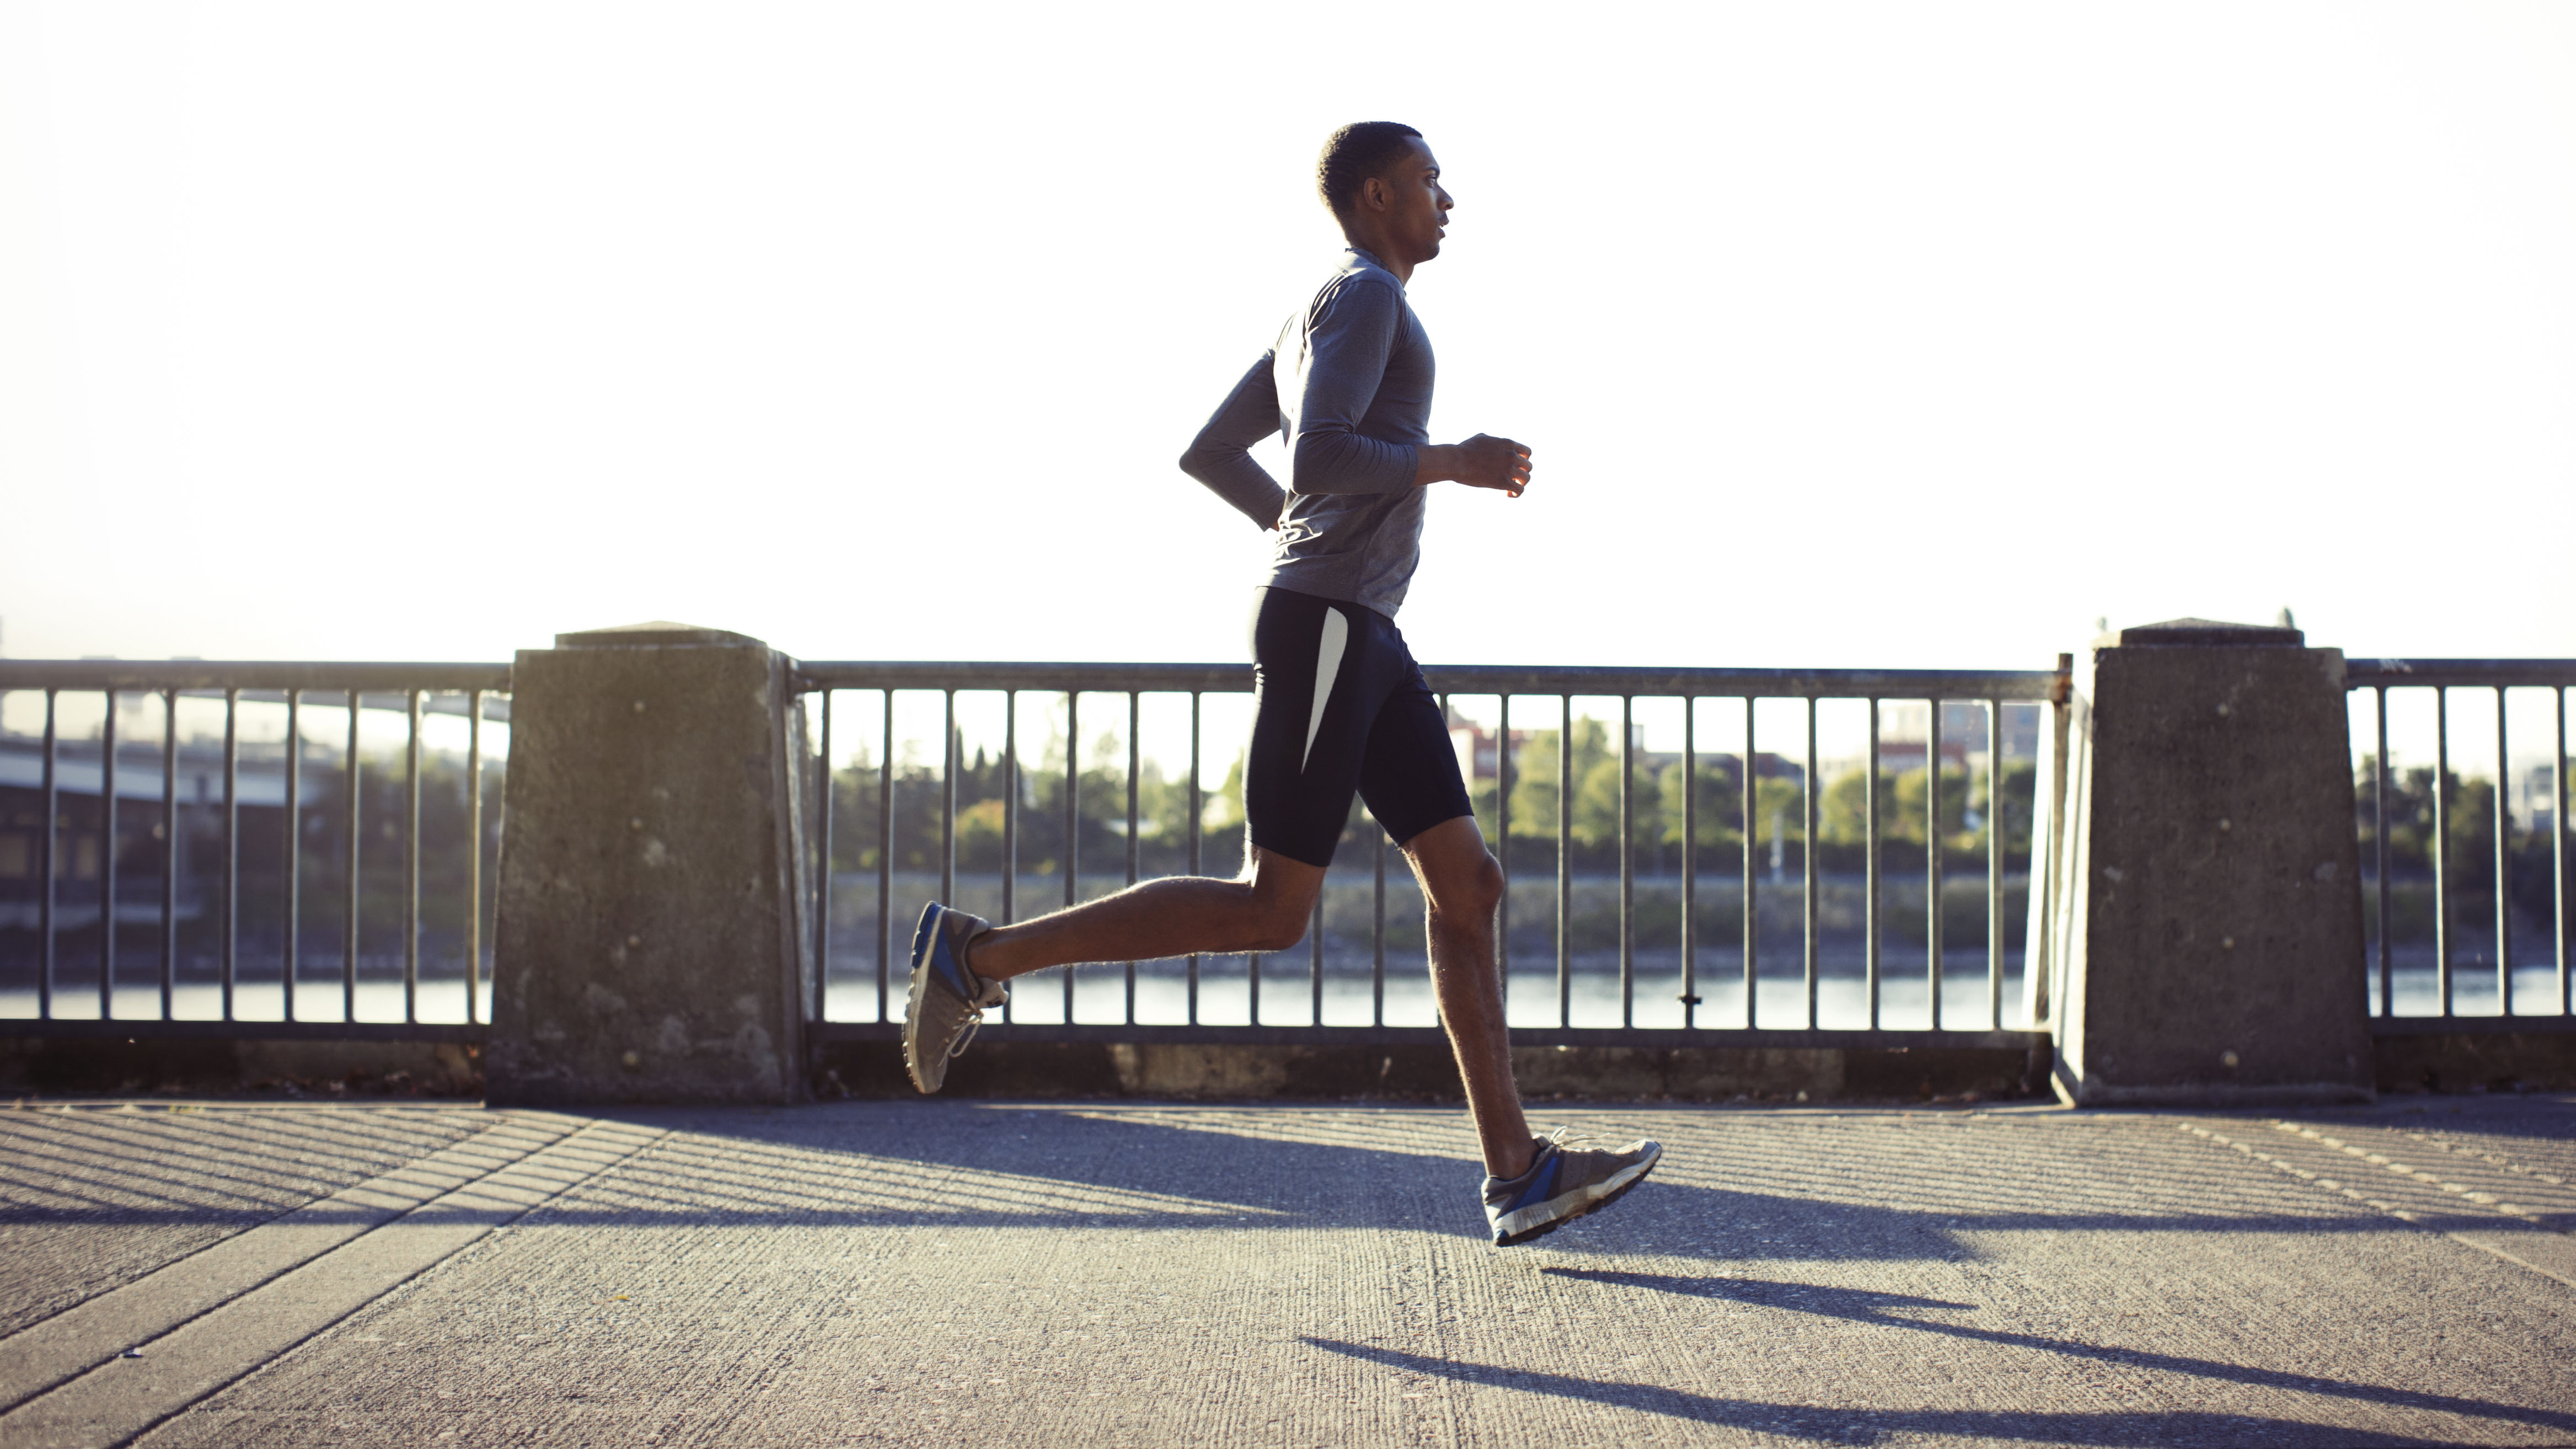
[12,1102,2572,1272]
[1538,1268,2576,1436]
[1303,1335,2562,1446]
[470,1104,2576,1259]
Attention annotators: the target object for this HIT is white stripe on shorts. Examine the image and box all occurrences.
[1301,607,1349,772]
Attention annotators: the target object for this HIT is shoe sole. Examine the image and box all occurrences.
[1493,1147,1661,1247]
[900,904,945,1094]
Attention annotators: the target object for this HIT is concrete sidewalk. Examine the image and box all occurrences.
[4,1095,2575,1447]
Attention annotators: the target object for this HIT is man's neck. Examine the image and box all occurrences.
[1341,229,1413,284]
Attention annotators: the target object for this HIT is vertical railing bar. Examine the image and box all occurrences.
[1003,691,1019,928]
[2034,681,2071,1031]
[1438,693,1452,1025]
[1928,696,1944,1031]
[1986,698,2004,1031]
[1498,694,1512,1022]
[816,689,834,1024]
[1126,691,1139,1026]
[1187,692,1201,1026]
[877,691,893,1024]
[101,690,118,1020]
[2496,686,2513,1014]
[2062,691,2092,1026]
[2375,686,2390,1016]
[1000,690,1016,1025]
[1064,691,1078,1022]
[1803,695,1819,1030]
[1310,889,1324,1028]
[464,689,483,1026]
[1619,694,1634,1030]
[1373,815,1387,1028]
[342,690,359,1025]
[39,689,56,1022]
[2436,686,2452,1017]
[1002,692,1017,926]
[2556,686,2569,1017]
[1250,947,1262,1027]
[403,689,421,1025]
[1439,692,1452,1036]
[159,688,177,1021]
[1681,697,1696,1030]
[283,689,299,1024]
[222,688,238,1023]
[1741,695,1756,1030]
[1557,694,1571,1030]
[940,689,957,912]
[1865,697,1881,1031]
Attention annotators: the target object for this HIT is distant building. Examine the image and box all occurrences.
[1878,701,2042,761]
[0,736,290,929]
[2515,761,2561,836]
[1442,720,1809,788]
[1447,723,1530,783]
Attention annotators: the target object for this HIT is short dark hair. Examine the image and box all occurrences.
[1315,122,1424,215]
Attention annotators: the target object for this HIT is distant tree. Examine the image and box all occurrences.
[1503,719,1607,843]
[1654,757,1744,848]
[2355,757,2497,888]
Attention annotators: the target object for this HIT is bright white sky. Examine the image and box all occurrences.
[4,1,2572,683]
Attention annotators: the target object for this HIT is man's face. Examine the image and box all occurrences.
[1374,141,1453,265]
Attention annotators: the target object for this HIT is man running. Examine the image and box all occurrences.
[901,122,1659,1248]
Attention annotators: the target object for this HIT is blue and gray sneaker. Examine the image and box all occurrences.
[1483,1127,1662,1246]
[902,902,1007,1094]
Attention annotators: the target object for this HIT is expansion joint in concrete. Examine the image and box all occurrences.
[0,1113,668,1447]
[2169,1118,2576,1290]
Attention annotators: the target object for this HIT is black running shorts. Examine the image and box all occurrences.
[1245,586,1474,868]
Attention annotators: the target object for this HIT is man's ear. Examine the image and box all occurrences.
[1359,174,1389,213]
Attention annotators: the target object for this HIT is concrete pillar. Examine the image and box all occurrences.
[486,622,814,1106]
[2053,618,2373,1105]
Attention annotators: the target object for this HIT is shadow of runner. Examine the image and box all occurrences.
[1302,1336,2548,1447]
[1539,1269,2576,1436]
[15,1105,2569,1275]
[443,1104,2574,1263]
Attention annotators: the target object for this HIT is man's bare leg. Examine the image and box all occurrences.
[966,846,1325,982]
[1402,815,1536,1179]
[953,816,1533,1174]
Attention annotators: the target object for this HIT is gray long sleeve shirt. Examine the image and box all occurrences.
[1179,247,1435,617]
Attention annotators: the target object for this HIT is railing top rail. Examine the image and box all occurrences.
[1421,664,2064,699]
[798,661,1252,693]
[12,655,2563,696]
[795,660,2068,699]
[2344,658,2576,689]
[0,661,513,692]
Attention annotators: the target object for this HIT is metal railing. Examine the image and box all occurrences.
[794,661,2065,1050]
[2345,659,2575,1029]
[12,651,2560,1053]
[0,661,508,1040]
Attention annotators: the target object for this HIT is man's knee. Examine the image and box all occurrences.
[1242,893,1311,953]
[1236,873,1318,953]
[1428,850,1505,923]
[1240,846,1326,952]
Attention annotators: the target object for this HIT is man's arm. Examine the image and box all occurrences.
[1413,435,1532,496]
[1286,280,1418,495]
[1290,279,1532,498]
[1179,352,1290,530]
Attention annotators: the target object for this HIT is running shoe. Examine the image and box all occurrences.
[902,902,1006,1094]
[1483,1126,1662,1247]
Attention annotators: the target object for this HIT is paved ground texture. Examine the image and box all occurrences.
[4,1095,2575,1447]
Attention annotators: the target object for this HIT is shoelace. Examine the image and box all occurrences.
[1539,1125,1603,1154]
[945,928,999,1060]
[946,1009,987,1060]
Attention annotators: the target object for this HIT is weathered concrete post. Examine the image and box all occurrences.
[487,622,814,1106]
[2053,618,2373,1105]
